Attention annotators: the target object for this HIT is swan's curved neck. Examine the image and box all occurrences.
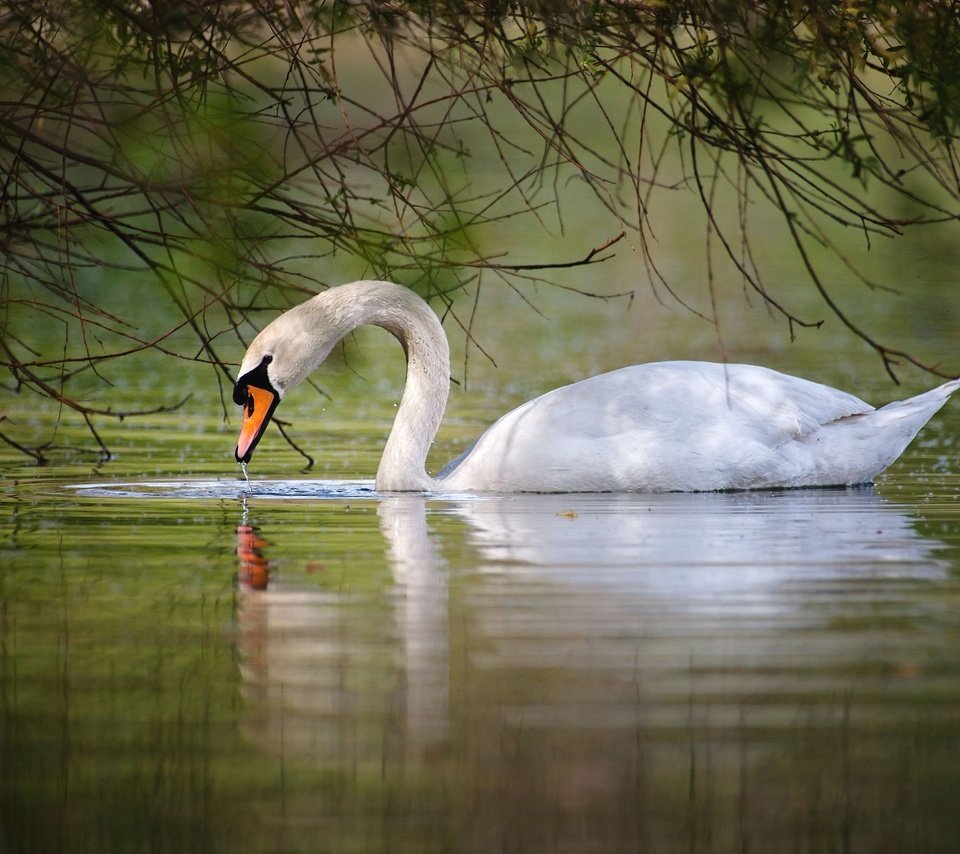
[311,281,449,491]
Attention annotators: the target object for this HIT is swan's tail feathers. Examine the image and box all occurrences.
[877,377,960,427]
[929,377,960,398]
[887,377,960,406]
[939,377,960,397]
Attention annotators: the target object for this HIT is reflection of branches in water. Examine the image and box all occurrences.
[2,2,959,459]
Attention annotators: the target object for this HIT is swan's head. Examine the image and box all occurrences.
[233,298,342,464]
[233,350,281,464]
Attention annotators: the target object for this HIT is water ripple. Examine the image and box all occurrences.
[66,478,378,501]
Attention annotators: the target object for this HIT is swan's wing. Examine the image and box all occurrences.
[681,362,875,440]
[520,362,874,442]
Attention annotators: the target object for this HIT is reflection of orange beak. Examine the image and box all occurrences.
[237,524,270,590]
[235,385,278,463]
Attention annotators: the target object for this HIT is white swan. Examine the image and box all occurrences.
[233,280,958,492]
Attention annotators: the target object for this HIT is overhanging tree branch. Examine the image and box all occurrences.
[1,1,958,461]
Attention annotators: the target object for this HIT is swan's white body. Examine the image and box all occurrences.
[233,280,958,493]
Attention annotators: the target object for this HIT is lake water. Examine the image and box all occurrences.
[3,230,960,851]
[3,420,960,851]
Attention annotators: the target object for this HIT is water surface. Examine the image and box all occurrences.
[3,464,960,851]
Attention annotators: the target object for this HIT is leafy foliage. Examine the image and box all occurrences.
[2,1,959,460]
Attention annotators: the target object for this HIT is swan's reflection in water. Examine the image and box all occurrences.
[234,488,959,846]
[236,495,450,769]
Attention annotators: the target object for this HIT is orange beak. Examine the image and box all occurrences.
[235,384,279,463]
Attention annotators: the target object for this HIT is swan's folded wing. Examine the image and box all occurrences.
[708,363,875,442]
